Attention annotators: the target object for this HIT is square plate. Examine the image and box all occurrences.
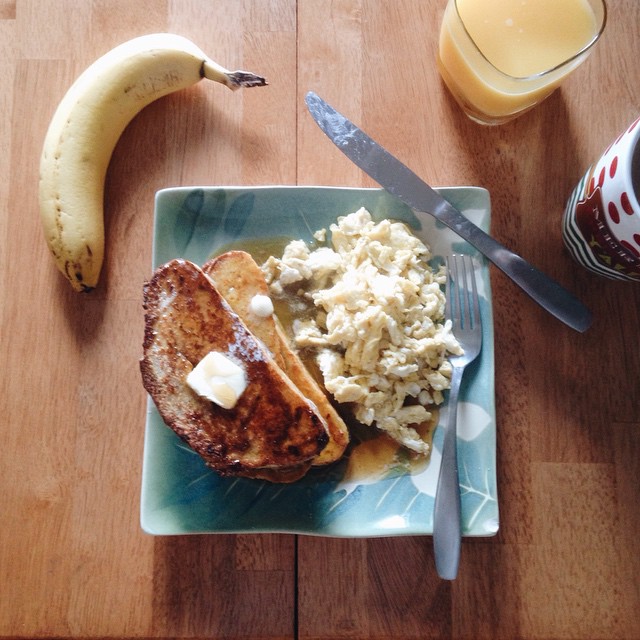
[140,186,497,537]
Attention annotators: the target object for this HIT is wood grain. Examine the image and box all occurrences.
[1,1,639,638]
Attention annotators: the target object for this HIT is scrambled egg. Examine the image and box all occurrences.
[262,208,461,454]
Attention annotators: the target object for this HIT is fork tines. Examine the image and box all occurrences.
[445,254,480,331]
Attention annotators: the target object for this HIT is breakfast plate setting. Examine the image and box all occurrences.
[140,185,497,538]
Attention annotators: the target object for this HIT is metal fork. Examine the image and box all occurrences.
[433,254,483,580]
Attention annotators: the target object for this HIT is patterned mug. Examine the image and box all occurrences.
[563,116,640,281]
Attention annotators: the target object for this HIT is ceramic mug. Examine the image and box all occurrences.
[562,116,640,281]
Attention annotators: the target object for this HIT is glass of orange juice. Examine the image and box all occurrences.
[437,0,607,125]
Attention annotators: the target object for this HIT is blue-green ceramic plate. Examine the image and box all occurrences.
[141,186,497,537]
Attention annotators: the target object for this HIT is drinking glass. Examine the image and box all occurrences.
[437,0,607,125]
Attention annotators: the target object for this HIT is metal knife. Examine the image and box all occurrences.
[305,91,593,333]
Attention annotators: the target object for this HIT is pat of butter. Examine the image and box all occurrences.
[249,294,274,318]
[186,351,247,409]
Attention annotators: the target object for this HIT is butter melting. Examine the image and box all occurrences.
[187,351,247,409]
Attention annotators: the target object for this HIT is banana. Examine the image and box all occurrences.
[39,33,266,292]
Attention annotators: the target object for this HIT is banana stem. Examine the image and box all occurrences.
[202,59,267,90]
[226,70,268,89]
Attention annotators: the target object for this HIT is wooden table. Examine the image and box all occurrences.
[2,1,639,638]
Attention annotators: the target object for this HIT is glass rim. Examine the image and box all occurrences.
[453,0,608,81]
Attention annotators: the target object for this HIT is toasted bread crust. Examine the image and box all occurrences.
[203,251,350,465]
[140,259,329,480]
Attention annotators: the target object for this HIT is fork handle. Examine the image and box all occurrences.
[433,366,463,580]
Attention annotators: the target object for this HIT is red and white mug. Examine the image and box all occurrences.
[563,116,640,281]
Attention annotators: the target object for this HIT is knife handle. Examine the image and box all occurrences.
[436,204,593,332]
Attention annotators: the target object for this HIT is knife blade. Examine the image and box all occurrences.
[305,91,593,333]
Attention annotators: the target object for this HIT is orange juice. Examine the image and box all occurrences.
[438,0,606,124]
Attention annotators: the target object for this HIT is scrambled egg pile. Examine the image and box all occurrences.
[262,208,461,454]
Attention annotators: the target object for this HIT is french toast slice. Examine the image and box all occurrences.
[140,258,329,481]
[203,250,350,465]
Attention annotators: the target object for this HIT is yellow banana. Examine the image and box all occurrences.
[39,33,266,292]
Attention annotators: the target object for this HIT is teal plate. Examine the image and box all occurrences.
[140,186,497,537]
